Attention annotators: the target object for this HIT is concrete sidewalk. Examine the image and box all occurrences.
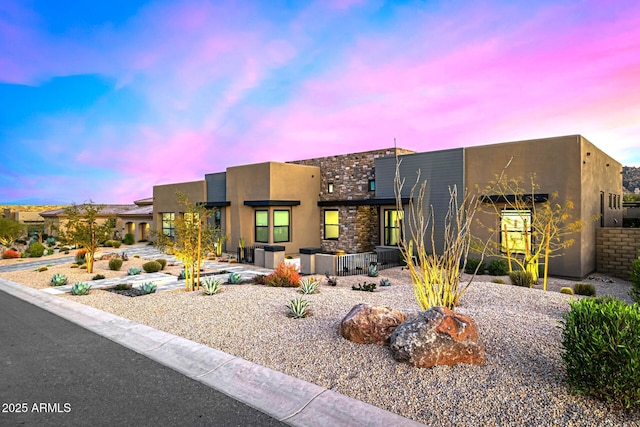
[0,278,424,426]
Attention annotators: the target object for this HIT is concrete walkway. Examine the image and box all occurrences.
[0,251,424,426]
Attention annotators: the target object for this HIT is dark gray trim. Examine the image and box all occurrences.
[244,200,301,207]
[201,201,231,208]
[481,194,549,203]
[264,245,286,252]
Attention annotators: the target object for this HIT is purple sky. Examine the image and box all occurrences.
[1,0,639,204]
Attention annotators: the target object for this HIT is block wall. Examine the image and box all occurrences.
[596,228,640,279]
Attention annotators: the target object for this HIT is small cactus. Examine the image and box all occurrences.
[379,278,391,287]
[560,287,574,295]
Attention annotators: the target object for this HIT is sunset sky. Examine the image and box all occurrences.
[1,0,639,204]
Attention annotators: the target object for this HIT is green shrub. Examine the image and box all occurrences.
[560,287,574,295]
[71,282,92,296]
[142,261,162,273]
[113,283,132,291]
[492,278,506,284]
[50,273,68,286]
[112,240,122,248]
[574,283,596,297]
[155,258,167,270]
[109,258,123,271]
[509,270,535,288]
[123,233,135,245]
[286,297,310,319]
[560,297,640,409]
[46,248,54,255]
[46,237,56,247]
[629,251,640,303]
[487,259,508,276]
[92,274,105,280]
[352,282,377,292]
[29,242,45,258]
[465,258,486,274]
[251,274,268,285]
[103,240,113,247]
[128,267,141,276]
[59,246,70,252]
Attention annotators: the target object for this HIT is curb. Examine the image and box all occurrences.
[0,278,424,426]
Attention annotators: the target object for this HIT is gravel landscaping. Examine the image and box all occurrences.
[1,253,638,426]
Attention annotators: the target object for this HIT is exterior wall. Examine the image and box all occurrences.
[291,147,414,253]
[152,180,206,235]
[118,216,152,241]
[465,135,622,278]
[597,228,640,279]
[226,162,321,255]
[375,149,465,254]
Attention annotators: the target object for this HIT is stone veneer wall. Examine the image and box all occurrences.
[291,148,414,253]
[596,227,640,280]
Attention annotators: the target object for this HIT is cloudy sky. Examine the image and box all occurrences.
[1,0,639,204]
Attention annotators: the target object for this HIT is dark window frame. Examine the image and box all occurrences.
[161,212,175,237]
[324,209,339,240]
[273,209,290,243]
[255,210,269,243]
[383,209,403,246]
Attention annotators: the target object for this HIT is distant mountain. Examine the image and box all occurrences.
[623,166,640,193]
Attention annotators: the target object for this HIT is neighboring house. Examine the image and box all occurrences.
[41,198,153,243]
[1,205,67,237]
[153,135,622,278]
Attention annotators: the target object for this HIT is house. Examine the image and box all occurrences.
[41,198,153,243]
[153,135,622,278]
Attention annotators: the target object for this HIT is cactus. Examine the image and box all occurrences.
[202,277,223,295]
[50,273,68,287]
[560,287,574,295]
[228,272,242,284]
[139,282,157,294]
[71,282,92,296]
[286,297,310,318]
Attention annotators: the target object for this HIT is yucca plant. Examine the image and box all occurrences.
[228,272,242,284]
[127,267,142,276]
[286,297,310,319]
[71,282,92,296]
[139,282,157,294]
[50,273,68,287]
[299,277,319,294]
[202,277,223,295]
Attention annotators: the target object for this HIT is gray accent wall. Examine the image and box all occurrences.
[375,148,465,254]
[205,172,227,202]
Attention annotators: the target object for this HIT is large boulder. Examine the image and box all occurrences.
[389,306,485,368]
[339,303,407,345]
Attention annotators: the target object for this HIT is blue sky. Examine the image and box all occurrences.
[1,0,639,204]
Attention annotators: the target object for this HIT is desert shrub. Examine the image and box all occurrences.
[352,282,377,292]
[29,242,45,258]
[509,270,535,288]
[75,248,87,263]
[2,249,21,259]
[574,283,596,297]
[92,274,105,280]
[560,287,574,295]
[109,258,123,271]
[113,283,132,291]
[59,246,70,252]
[103,240,113,247]
[560,297,640,409]
[155,258,167,270]
[46,237,56,247]
[142,261,162,273]
[46,248,54,255]
[487,259,508,276]
[629,251,640,303]
[251,274,268,285]
[123,233,135,245]
[491,278,506,284]
[37,266,48,272]
[266,262,302,287]
[79,264,87,269]
[112,240,122,248]
[465,258,486,274]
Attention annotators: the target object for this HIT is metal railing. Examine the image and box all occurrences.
[336,248,402,276]
[236,245,265,264]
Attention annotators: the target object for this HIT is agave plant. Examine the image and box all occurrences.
[71,282,92,296]
[286,297,310,319]
[228,272,242,284]
[201,277,223,295]
[368,263,379,277]
[139,282,157,294]
[379,278,392,287]
[299,277,319,295]
[178,268,186,280]
[127,267,142,276]
[50,273,68,287]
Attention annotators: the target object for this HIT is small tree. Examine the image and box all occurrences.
[394,156,484,310]
[0,217,25,247]
[55,202,114,274]
[475,170,584,290]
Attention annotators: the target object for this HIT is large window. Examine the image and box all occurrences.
[273,210,290,243]
[161,213,175,237]
[324,210,339,240]
[384,210,403,245]
[255,210,268,243]
[500,209,531,254]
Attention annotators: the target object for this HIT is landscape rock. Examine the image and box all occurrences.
[339,303,407,345]
[389,306,485,368]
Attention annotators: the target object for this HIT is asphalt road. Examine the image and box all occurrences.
[0,289,287,427]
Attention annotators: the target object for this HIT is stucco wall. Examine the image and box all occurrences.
[152,180,206,234]
[596,227,640,280]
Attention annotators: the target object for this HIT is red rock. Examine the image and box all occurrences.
[339,303,407,345]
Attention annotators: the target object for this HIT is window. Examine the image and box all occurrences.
[183,212,199,224]
[273,210,290,243]
[161,213,175,237]
[500,210,531,254]
[368,179,375,191]
[609,193,613,209]
[213,209,221,228]
[328,183,334,194]
[255,210,268,243]
[384,210,403,245]
[324,210,339,240]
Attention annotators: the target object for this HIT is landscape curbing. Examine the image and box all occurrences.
[0,277,424,426]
